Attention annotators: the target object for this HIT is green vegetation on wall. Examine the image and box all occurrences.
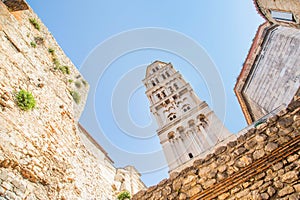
[16,90,36,111]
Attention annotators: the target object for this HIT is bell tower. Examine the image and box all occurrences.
[143,61,232,173]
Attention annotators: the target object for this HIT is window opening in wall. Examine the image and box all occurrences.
[173,95,177,100]
[162,74,166,79]
[188,153,193,159]
[165,99,170,104]
[270,10,295,22]
[169,86,174,93]
[155,78,159,84]
[162,91,166,97]
[156,66,159,71]
[174,83,179,90]
[151,81,156,86]
[168,132,175,140]
[166,71,170,77]
[188,120,195,127]
[173,115,176,119]
[157,94,162,100]
[152,68,156,73]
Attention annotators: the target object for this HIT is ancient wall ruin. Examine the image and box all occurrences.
[133,95,300,200]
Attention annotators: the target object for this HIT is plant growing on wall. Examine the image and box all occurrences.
[16,89,36,111]
[117,190,131,200]
[29,18,40,31]
[70,91,80,104]
[30,41,36,48]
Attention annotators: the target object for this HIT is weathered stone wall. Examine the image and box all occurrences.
[133,95,300,200]
[0,1,145,199]
[243,25,300,122]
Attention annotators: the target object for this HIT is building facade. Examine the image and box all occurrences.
[143,61,232,173]
[235,24,300,124]
[254,0,300,28]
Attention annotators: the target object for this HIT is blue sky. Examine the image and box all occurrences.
[26,1,264,186]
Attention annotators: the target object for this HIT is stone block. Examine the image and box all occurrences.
[278,186,294,197]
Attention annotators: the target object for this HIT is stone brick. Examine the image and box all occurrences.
[201,179,216,189]
[218,192,230,200]
[272,162,283,171]
[281,171,298,183]
[287,154,299,163]
[186,185,202,197]
[250,180,264,190]
[278,186,294,197]
[294,184,300,192]
[264,142,278,152]
[267,186,276,197]
[260,193,269,200]
[253,149,265,160]
[236,189,250,198]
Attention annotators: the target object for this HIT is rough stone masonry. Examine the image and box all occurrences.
[0,1,125,199]
[133,92,300,199]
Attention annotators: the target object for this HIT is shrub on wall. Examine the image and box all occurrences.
[117,190,131,200]
[16,90,36,111]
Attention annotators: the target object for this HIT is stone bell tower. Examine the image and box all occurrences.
[143,61,232,173]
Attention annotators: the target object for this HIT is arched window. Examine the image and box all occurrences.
[188,120,195,127]
[168,132,175,140]
[152,68,156,73]
[162,91,166,97]
[166,71,170,77]
[168,113,176,121]
[156,66,159,71]
[182,104,191,112]
[174,83,179,90]
[155,78,159,84]
[188,153,194,159]
[177,126,184,134]
[156,94,162,100]
[162,74,166,79]
[169,86,174,93]
[151,81,156,86]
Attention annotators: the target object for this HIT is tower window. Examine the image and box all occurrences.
[188,120,195,127]
[157,94,162,100]
[188,153,193,159]
[162,91,166,97]
[152,69,156,73]
[168,132,175,140]
[166,72,170,77]
[168,113,176,121]
[183,108,187,112]
[156,66,159,71]
[270,10,295,22]
[169,87,174,93]
[152,81,156,86]
[174,83,179,90]
[162,74,166,79]
[155,78,159,84]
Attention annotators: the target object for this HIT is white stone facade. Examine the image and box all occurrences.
[143,61,232,173]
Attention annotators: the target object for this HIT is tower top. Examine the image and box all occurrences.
[145,60,170,78]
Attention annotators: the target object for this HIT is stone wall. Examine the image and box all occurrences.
[133,95,300,200]
[0,1,145,199]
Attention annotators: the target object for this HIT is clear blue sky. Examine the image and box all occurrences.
[26,0,264,187]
